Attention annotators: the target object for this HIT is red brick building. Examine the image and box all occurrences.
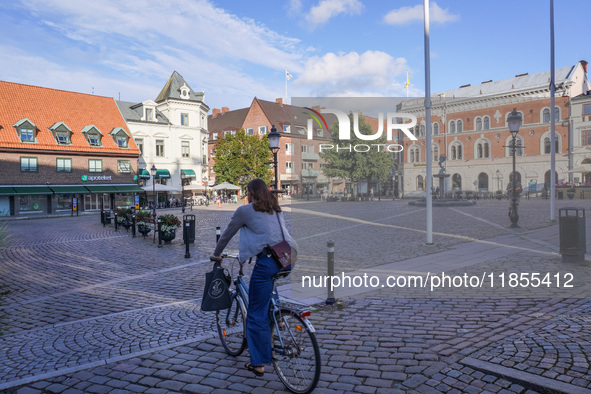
[208,98,335,196]
[0,81,141,216]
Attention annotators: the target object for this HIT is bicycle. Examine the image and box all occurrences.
[215,253,321,393]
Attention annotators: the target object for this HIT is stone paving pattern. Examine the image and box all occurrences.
[0,198,590,393]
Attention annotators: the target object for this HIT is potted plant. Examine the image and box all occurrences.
[116,208,132,230]
[158,214,181,243]
[136,210,153,236]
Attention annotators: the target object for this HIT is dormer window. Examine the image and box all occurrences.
[110,127,130,148]
[49,122,72,145]
[13,118,37,143]
[179,83,190,99]
[145,108,154,121]
[81,125,103,147]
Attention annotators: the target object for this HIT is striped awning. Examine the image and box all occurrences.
[156,169,171,179]
[181,169,196,177]
[138,169,151,179]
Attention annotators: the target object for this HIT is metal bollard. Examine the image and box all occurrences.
[131,213,136,238]
[114,211,118,231]
[326,240,336,305]
[184,221,191,258]
[157,219,162,248]
[216,226,221,243]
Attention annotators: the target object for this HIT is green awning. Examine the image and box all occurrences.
[50,186,89,194]
[181,169,196,177]
[138,169,151,179]
[12,186,53,195]
[156,169,171,179]
[0,187,16,196]
[85,185,118,193]
[115,185,144,193]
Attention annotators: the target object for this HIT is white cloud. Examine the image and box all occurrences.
[21,0,303,71]
[383,2,459,25]
[306,0,364,30]
[297,50,408,96]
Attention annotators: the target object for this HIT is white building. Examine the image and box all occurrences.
[117,71,210,204]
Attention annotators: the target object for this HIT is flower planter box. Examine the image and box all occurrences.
[160,230,176,244]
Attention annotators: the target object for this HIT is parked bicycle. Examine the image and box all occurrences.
[215,253,321,393]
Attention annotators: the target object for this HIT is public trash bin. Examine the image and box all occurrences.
[559,207,586,263]
[183,214,196,244]
[557,191,563,200]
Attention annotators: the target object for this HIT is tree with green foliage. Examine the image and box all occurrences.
[320,113,396,196]
[212,129,273,190]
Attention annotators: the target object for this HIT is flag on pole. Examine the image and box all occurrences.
[404,71,410,88]
[286,69,293,80]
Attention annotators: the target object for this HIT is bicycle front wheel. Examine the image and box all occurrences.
[271,308,321,394]
[216,292,246,356]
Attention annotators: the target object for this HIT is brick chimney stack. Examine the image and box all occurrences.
[212,108,221,118]
[222,107,229,114]
[276,98,283,106]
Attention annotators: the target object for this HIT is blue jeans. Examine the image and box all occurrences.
[246,251,288,365]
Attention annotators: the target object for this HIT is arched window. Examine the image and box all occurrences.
[544,137,559,154]
[477,143,483,158]
[452,174,462,190]
[433,145,439,162]
[457,120,463,132]
[543,108,550,123]
[483,116,490,130]
[417,175,424,191]
[450,142,463,160]
[420,124,425,137]
[484,142,489,158]
[476,118,482,131]
[450,121,456,133]
[506,135,524,157]
[544,170,557,189]
[409,146,420,163]
[476,140,490,159]
[433,123,439,135]
[478,172,489,191]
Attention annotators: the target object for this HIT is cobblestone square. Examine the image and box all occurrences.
[1,198,590,393]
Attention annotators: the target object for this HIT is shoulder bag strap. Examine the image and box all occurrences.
[276,212,286,241]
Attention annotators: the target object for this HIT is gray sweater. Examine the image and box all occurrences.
[213,204,292,263]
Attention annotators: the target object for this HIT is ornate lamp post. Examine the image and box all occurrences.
[267,125,281,190]
[151,164,157,219]
[507,108,522,228]
[180,170,186,213]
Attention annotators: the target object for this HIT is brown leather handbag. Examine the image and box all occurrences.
[268,212,297,269]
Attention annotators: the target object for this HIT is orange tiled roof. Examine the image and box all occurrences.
[0,81,140,156]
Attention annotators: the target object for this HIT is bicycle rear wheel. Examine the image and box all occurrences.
[216,292,246,356]
[271,308,321,393]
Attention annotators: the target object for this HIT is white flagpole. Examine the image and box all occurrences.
[550,0,556,221]
[424,0,433,245]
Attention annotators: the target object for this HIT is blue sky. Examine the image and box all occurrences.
[0,0,589,111]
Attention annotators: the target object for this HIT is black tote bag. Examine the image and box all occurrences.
[201,262,232,312]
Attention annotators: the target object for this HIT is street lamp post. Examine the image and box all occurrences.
[151,164,157,219]
[180,170,186,213]
[507,108,522,228]
[267,125,281,190]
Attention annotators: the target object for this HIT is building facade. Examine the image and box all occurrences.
[117,72,210,204]
[399,61,591,196]
[0,81,141,216]
[208,98,335,196]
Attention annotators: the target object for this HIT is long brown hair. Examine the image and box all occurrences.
[247,178,281,214]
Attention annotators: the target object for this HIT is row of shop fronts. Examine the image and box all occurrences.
[0,184,144,216]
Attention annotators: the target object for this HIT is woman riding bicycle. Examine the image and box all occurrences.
[210,178,293,377]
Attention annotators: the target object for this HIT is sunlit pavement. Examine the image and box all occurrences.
[1,197,590,393]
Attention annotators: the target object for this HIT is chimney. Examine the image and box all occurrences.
[212,108,221,118]
[222,107,229,114]
[581,60,588,73]
[275,98,283,106]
